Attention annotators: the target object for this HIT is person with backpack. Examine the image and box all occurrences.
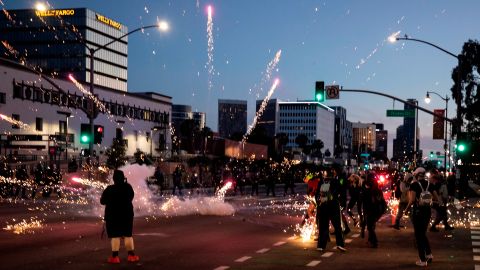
[316,169,347,252]
[429,172,454,232]
[393,172,413,230]
[405,167,439,267]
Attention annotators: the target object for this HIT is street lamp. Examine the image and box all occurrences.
[80,22,169,157]
[424,91,450,176]
[388,33,461,140]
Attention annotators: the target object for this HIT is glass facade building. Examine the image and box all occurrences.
[0,8,128,91]
[218,99,247,139]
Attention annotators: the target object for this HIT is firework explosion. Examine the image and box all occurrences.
[242,78,280,143]
[0,113,29,129]
[206,5,214,92]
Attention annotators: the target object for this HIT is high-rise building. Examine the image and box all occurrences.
[403,99,420,161]
[255,98,278,138]
[374,123,388,157]
[331,106,353,157]
[393,124,406,160]
[352,122,376,155]
[218,99,247,139]
[192,112,206,130]
[0,8,128,91]
[276,101,335,152]
[171,104,193,134]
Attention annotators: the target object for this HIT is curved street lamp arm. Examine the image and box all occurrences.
[341,88,454,123]
[396,37,458,60]
[93,24,158,54]
[427,91,449,101]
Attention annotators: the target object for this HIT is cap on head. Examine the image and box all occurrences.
[413,167,426,176]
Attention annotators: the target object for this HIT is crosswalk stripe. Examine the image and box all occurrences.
[351,233,360,238]
[322,252,334,257]
[475,265,480,270]
[273,241,286,246]
[235,256,252,263]
[306,260,321,267]
[474,249,480,253]
[471,226,480,230]
[473,242,480,246]
[256,248,270,254]
[474,256,480,261]
[213,266,229,270]
[472,231,480,235]
[345,239,353,243]
[473,236,480,240]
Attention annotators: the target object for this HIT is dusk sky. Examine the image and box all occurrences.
[4,0,479,158]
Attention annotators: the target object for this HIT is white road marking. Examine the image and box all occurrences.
[473,236,480,240]
[351,233,360,238]
[472,231,480,235]
[475,265,480,270]
[135,232,169,237]
[345,239,353,243]
[474,256,480,261]
[473,241,480,246]
[213,266,229,270]
[471,226,480,230]
[273,241,286,246]
[322,252,334,257]
[256,248,270,254]
[473,248,480,253]
[235,256,251,262]
[306,260,321,267]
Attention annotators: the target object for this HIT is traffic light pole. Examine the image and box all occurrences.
[88,48,95,158]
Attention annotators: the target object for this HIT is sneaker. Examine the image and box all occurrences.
[426,254,433,263]
[127,255,140,262]
[393,224,400,230]
[107,256,120,264]
[415,260,427,267]
[429,226,439,232]
[335,246,347,252]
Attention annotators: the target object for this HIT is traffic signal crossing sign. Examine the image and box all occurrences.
[80,123,91,144]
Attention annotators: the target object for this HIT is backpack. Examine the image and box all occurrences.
[316,181,331,205]
[418,181,433,206]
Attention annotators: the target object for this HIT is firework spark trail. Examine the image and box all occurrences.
[0,113,29,129]
[206,5,214,91]
[242,78,280,143]
[258,50,282,93]
[215,181,233,198]
[68,74,111,115]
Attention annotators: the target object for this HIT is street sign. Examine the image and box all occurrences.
[325,85,340,99]
[386,109,415,118]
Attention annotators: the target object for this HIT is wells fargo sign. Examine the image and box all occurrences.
[35,9,75,17]
[96,14,121,29]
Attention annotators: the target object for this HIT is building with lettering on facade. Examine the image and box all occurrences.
[0,8,129,91]
[0,8,172,160]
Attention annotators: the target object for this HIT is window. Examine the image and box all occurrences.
[0,92,6,104]
[36,118,43,131]
[12,114,20,129]
[59,121,67,134]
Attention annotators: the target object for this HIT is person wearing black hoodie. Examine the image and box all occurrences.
[100,169,139,264]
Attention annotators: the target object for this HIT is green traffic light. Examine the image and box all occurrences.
[81,135,90,143]
[316,93,323,101]
[457,144,466,152]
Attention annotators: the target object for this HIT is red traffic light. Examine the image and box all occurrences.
[97,126,103,133]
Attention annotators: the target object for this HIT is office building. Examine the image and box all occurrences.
[331,106,353,157]
[1,8,128,91]
[352,122,376,155]
[218,99,247,139]
[255,98,278,138]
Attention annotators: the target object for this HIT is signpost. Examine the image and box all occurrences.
[386,109,415,118]
[325,85,340,99]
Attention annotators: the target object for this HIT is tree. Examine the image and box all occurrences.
[275,132,289,155]
[105,139,128,169]
[295,134,308,153]
[180,119,198,153]
[311,139,324,158]
[451,40,480,135]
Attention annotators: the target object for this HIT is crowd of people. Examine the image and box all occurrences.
[0,161,63,199]
[302,166,455,267]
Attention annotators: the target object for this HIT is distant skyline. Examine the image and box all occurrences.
[3,0,479,158]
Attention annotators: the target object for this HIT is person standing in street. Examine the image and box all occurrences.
[429,172,454,232]
[154,165,165,196]
[361,172,386,248]
[405,167,439,267]
[316,169,347,252]
[172,165,183,196]
[393,172,413,230]
[100,170,139,264]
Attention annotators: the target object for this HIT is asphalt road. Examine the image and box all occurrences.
[0,191,478,270]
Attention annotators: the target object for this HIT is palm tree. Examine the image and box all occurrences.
[295,134,308,154]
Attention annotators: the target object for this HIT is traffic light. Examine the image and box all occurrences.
[429,151,434,158]
[80,123,91,144]
[315,81,325,102]
[94,125,104,144]
[456,132,469,155]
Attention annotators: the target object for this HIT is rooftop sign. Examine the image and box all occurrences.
[96,13,121,29]
[35,9,75,17]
